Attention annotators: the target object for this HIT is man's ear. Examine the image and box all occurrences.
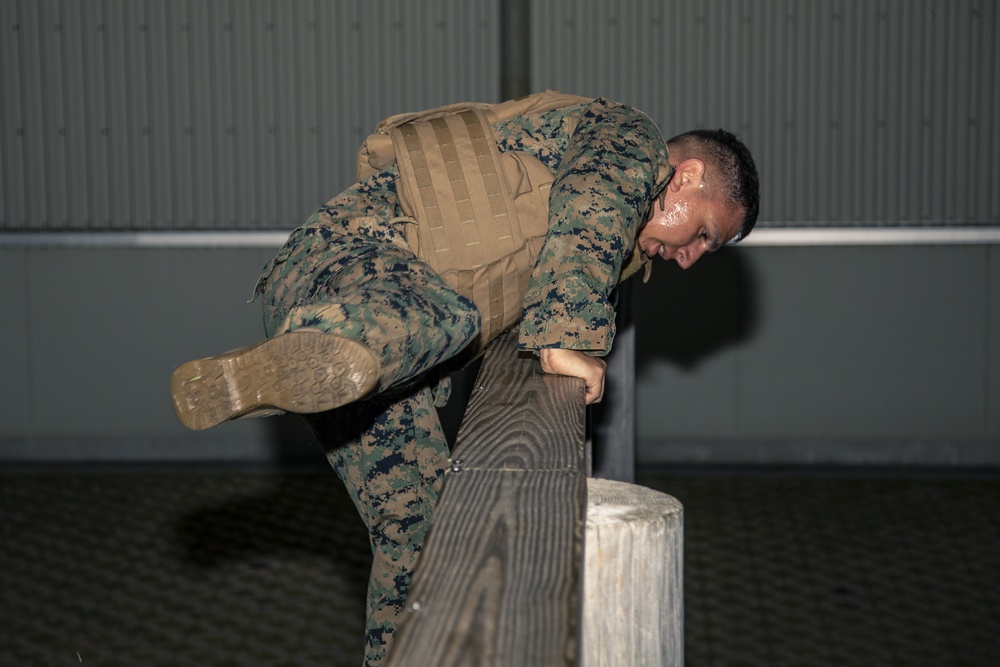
[668,158,707,192]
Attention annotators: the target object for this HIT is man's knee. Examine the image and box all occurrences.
[440,292,483,352]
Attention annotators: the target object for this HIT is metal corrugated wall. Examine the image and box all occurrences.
[531,0,999,228]
[0,0,500,231]
[3,1,997,231]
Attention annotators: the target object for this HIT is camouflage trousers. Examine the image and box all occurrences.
[256,170,481,667]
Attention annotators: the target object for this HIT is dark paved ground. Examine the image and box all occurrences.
[2,465,998,666]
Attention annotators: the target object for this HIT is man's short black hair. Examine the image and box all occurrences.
[667,129,760,242]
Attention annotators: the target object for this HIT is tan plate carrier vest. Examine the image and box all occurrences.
[356,91,648,350]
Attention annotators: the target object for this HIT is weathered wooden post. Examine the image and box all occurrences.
[583,478,684,667]
[385,328,684,667]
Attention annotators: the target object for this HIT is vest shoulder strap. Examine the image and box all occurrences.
[355,90,591,182]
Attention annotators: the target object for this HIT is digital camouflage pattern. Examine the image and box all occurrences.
[255,170,477,666]
[253,97,670,667]
[494,98,670,354]
[303,384,448,667]
[256,171,481,393]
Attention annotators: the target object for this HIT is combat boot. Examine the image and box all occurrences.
[170,330,379,431]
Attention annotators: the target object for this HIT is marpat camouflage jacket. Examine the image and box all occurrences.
[493,97,671,355]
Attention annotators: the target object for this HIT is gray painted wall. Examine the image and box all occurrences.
[3,243,997,466]
[635,244,1000,465]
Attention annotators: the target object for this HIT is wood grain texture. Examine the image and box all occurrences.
[453,329,587,472]
[387,328,588,667]
[582,478,684,667]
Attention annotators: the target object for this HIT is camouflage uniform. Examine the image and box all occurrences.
[254,97,669,666]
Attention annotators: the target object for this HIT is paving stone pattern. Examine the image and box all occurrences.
[1,467,998,666]
[641,471,1000,667]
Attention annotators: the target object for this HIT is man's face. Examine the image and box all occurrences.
[637,186,742,270]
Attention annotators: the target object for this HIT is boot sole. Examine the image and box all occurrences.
[170,331,379,431]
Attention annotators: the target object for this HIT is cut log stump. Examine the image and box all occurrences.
[583,478,684,667]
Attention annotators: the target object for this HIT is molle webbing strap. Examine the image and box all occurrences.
[393,111,522,272]
[356,91,592,183]
[392,110,530,344]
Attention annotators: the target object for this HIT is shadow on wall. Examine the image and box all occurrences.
[634,247,759,369]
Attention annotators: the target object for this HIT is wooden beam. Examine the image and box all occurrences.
[386,328,588,667]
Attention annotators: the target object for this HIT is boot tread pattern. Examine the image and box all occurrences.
[170,331,378,431]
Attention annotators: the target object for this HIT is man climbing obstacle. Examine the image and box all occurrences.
[171,91,759,666]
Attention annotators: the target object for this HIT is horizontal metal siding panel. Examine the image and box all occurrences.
[0,0,500,231]
[531,0,999,228]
